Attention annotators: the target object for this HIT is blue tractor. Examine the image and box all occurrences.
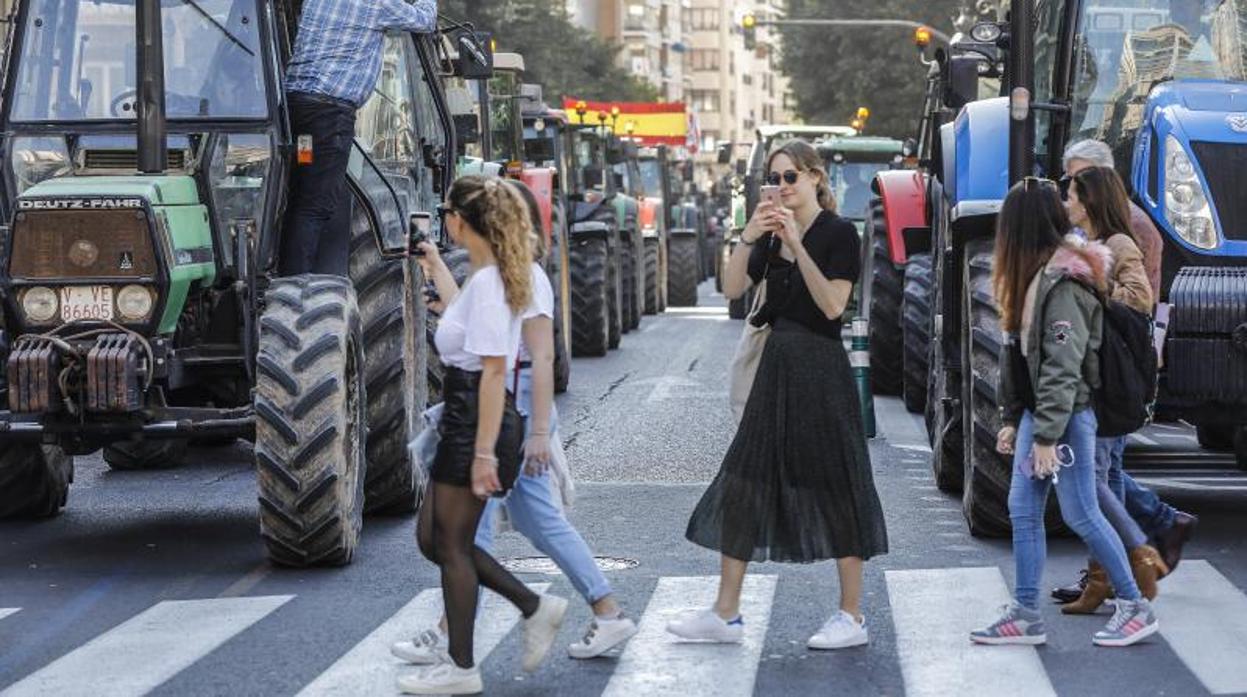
[924,0,1247,535]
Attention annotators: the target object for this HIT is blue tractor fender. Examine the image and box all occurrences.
[949,97,1011,223]
[1131,80,1247,259]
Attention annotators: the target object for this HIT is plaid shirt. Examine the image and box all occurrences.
[286,0,437,108]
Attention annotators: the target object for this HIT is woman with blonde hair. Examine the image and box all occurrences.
[670,139,888,651]
[400,176,566,695]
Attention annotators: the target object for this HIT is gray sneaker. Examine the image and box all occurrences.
[970,602,1047,645]
[1093,598,1159,647]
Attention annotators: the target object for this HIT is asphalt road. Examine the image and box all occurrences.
[3,282,1246,697]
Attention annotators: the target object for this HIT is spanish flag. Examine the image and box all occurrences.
[562,99,691,149]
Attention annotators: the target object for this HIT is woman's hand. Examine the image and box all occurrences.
[416,241,442,275]
[1032,443,1059,478]
[471,455,501,499]
[996,426,1017,455]
[523,433,553,476]
[773,207,801,250]
[742,201,781,244]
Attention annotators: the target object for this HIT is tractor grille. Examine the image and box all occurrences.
[1191,141,1247,242]
[81,149,187,171]
[9,210,158,279]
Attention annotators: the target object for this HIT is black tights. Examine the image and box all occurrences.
[417,482,541,669]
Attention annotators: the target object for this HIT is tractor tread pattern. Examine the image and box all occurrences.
[0,446,72,519]
[570,237,611,357]
[668,235,700,307]
[902,253,933,414]
[869,233,904,395]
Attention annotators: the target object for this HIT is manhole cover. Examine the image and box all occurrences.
[501,556,639,574]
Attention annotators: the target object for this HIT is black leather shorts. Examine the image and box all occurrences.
[431,366,524,494]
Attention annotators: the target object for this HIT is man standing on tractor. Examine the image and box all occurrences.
[280,0,439,276]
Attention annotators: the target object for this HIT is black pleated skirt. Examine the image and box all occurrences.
[686,320,889,562]
[431,366,525,495]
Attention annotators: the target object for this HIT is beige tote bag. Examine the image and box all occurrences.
[728,281,769,424]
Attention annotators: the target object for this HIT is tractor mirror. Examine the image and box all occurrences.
[519,83,543,105]
[735,158,747,176]
[944,55,981,109]
[455,32,493,80]
[717,143,732,165]
[453,114,480,145]
[613,171,626,189]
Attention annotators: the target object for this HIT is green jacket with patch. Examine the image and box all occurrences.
[1000,244,1106,445]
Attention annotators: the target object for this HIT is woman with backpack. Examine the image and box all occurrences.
[1058,165,1169,613]
[972,178,1157,648]
[669,140,888,651]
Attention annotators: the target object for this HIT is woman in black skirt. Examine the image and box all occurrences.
[402,176,567,695]
[668,140,888,650]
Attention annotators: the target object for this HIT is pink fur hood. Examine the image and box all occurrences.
[1044,234,1112,284]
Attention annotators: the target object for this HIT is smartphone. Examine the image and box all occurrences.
[759,185,781,208]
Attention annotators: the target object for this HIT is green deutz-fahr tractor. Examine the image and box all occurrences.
[0,0,482,566]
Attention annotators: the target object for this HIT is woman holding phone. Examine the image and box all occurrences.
[669,139,888,651]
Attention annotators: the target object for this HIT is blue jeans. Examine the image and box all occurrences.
[1123,471,1177,538]
[1009,409,1141,609]
[1094,436,1147,549]
[474,368,613,604]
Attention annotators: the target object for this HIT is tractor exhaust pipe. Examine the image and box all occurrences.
[136,0,168,175]
[1008,0,1036,186]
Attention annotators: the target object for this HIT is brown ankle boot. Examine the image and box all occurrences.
[1062,562,1110,615]
[1130,545,1170,600]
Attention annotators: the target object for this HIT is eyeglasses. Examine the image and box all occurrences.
[766,170,801,186]
[438,203,458,218]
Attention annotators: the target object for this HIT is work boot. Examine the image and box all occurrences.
[1061,562,1111,615]
[1130,545,1169,600]
[1153,511,1198,572]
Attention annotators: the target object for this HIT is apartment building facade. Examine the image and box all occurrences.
[568,0,691,103]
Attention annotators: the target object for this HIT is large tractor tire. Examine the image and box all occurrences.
[349,206,426,515]
[902,253,933,414]
[608,239,623,350]
[0,445,72,518]
[621,240,640,332]
[570,237,611,357]
[1197,425,1247,471]
[868,234,904,396]
[103,440,189,471]
[643,238,660,315]
[550,204,572,393]
[255,275,367,567]
[668,235,701,307]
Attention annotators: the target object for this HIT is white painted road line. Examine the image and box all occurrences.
[886,567,1056,697]
[1156,560,1247,695]
[603,575,777,697]
[0,595,293,697]
[0,608,19,622]
[298,582,548,696]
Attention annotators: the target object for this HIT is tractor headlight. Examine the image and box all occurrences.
[22,286,58,323]
[116,285,154,321]
[1165,135,1218,250]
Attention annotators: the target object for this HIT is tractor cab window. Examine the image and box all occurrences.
[638,159,664,198]
[1067,0,1244,172]
[488,72,522,164]
[356,34,419,211]
[827,160,890,221]
[10,0,268,122]
[573,132,607,192]
[207,133,272,270]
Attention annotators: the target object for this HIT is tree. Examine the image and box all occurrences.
[778,0,966,138]
[441,0,660,103]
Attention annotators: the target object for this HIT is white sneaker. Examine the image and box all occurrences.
[396,660,482,695]
[568,615,639,659]
[666,608,744,643]
[391,627,447,665]
[807,610,869,650]
[522,594,568,672]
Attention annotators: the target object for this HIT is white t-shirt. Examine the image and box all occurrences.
[518,262,556,364]
[434,265,523,372]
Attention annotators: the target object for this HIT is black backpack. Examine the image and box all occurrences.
[1092,294,1158,437]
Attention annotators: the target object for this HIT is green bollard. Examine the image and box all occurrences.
[850,316,877,438]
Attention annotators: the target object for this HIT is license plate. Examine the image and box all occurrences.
[60,286,114,322]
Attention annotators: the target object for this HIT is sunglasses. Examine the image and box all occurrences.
[766,170,801,186]
[1057,174,1072,201]
[438,203,459,217]
[1022,176,1059,193]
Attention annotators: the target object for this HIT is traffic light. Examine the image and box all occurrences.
[742,13,757,50]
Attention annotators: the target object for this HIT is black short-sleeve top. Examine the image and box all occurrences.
[746,211,861,338]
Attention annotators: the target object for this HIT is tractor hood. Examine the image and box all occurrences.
[20,175,201,207]
[1130,80,1247,259]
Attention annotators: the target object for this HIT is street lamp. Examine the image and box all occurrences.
[575,100,588,124]
[610,105,621,132]
[625,120,636,139]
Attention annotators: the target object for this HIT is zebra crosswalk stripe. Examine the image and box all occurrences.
[602,574,778,697]
[0,609,19,622]
[886,567,1056,697]
[0,595,293,697]
[297,583,550,696]
[1155,560,1247,695]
